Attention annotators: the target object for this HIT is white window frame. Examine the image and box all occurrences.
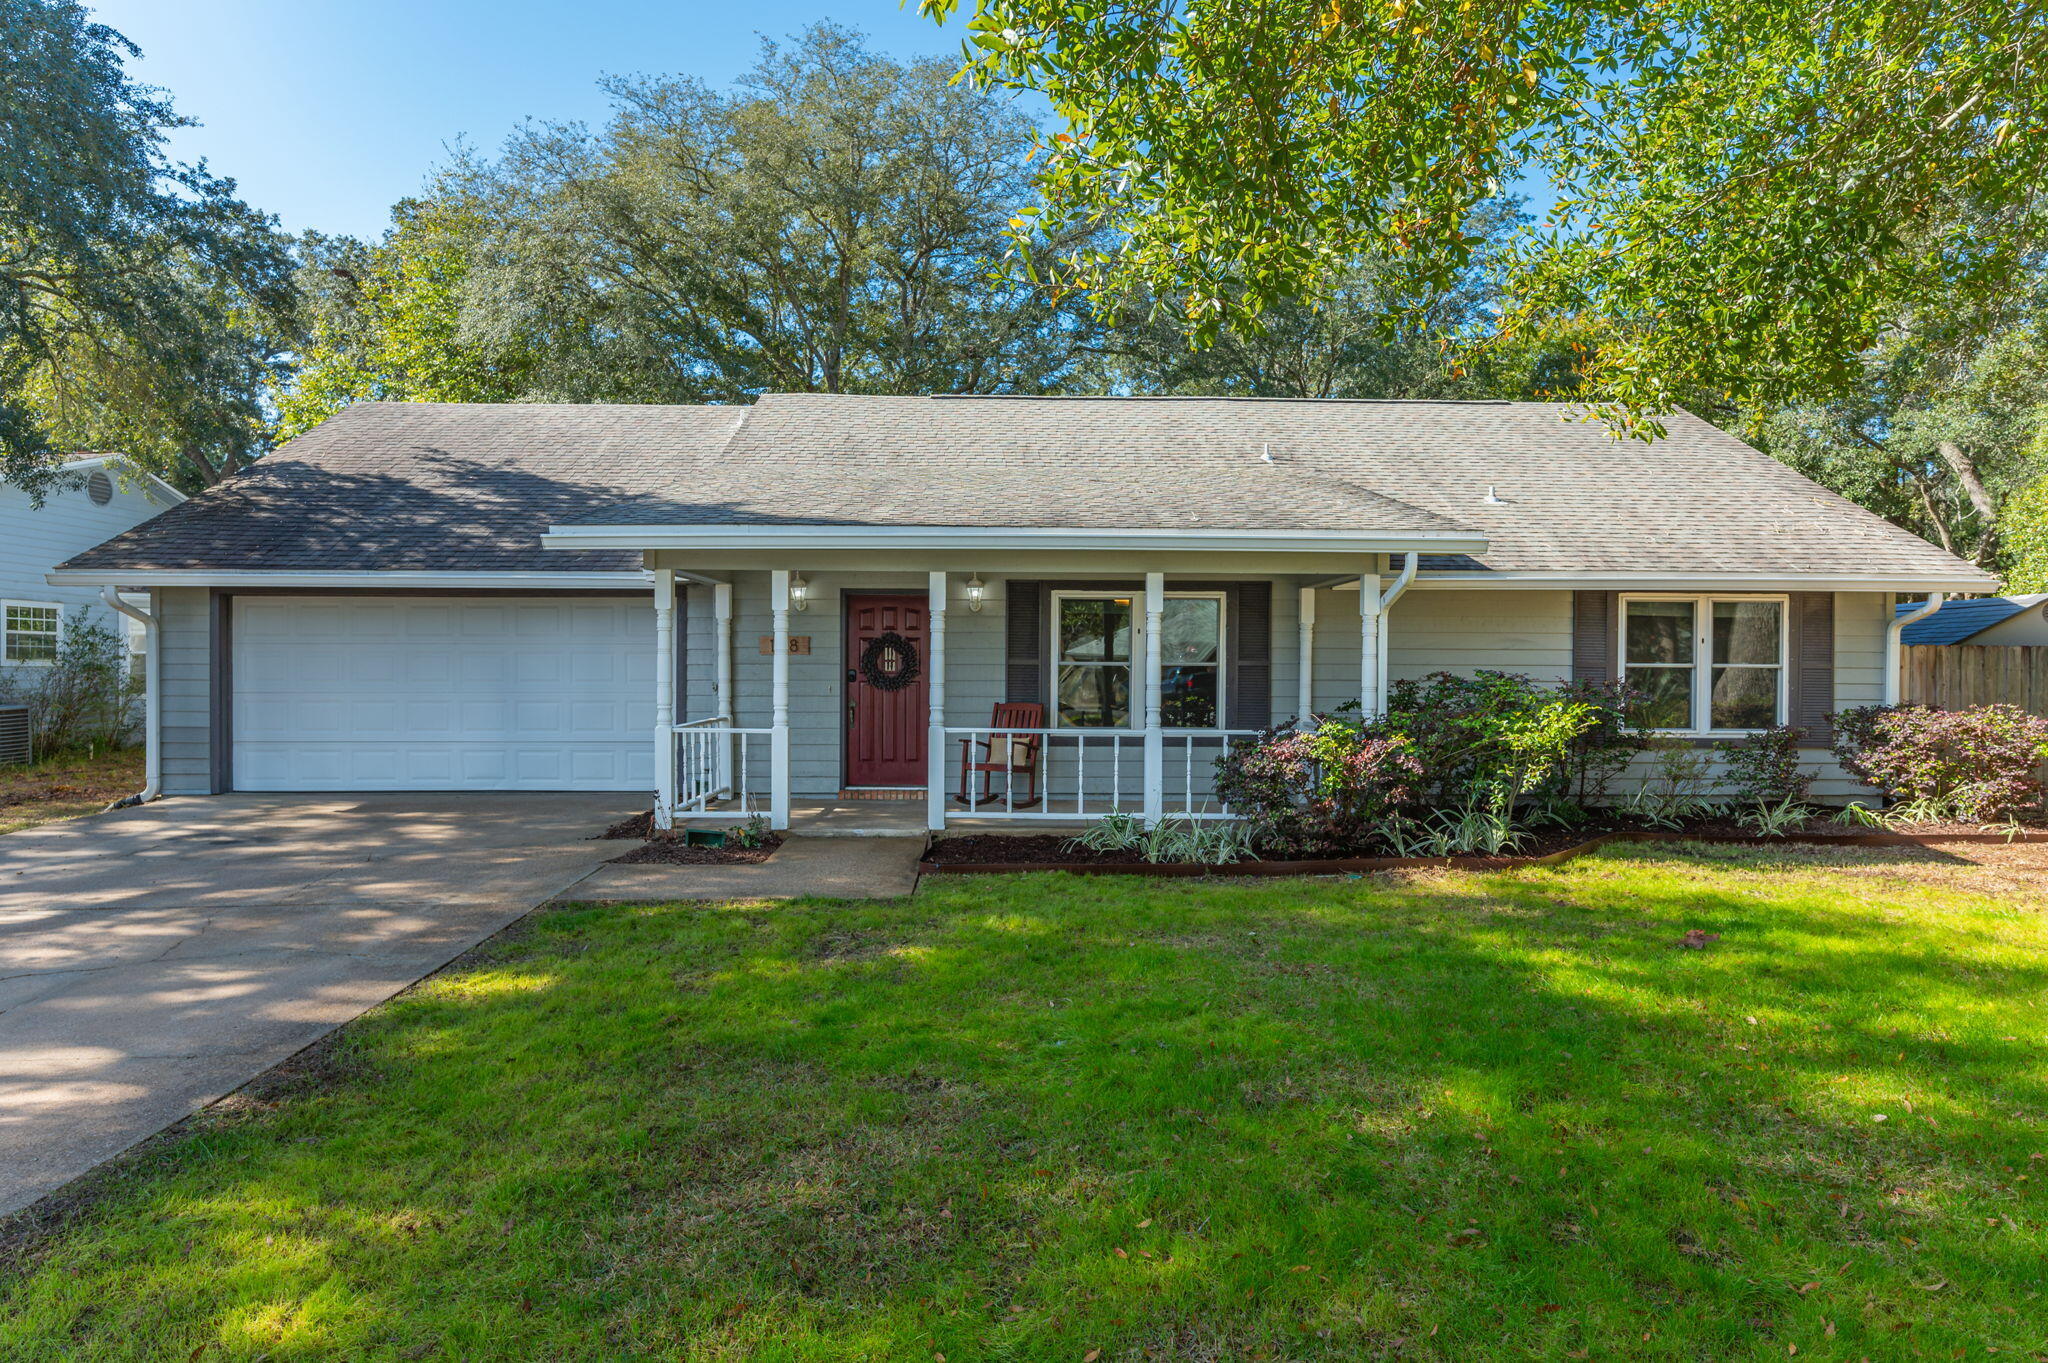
[3,600,62,667]
[1049,589,1228,732]
[1618,593,1789,735]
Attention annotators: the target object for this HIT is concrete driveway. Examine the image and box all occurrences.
[0,792,640,1216]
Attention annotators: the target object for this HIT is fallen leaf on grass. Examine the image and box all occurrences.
[1084,1352,1101,1362]
[1678,929,1720,949]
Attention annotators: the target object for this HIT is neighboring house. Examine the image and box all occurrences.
[50,397,1994,826]
[4,455,184,679]
[1896,593,2048,646]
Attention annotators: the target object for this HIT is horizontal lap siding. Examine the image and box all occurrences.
[1310,587,1573,712]
[155,587,214,795]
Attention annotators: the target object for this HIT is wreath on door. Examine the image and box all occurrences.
[858,631,921,691]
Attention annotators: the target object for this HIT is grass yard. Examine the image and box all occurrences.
[0,747,142,835]
[3,844,2044,1360]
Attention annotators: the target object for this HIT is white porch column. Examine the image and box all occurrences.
[1296,585,1316,725]
[769,569,792,830]
[927,570,948,832]
[652,568,677,830]
[1359,559,1383,717]
[1142,571,1165,826]
[713,581,734,796]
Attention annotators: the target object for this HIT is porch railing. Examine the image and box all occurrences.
[670,716,774,814]
[942,726,1262,821]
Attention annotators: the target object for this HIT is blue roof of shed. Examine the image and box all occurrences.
[1896,594,2045,644]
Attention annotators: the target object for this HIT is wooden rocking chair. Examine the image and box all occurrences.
[957,702,1045,807]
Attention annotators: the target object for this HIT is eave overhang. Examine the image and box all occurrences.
[540,524,1494,556]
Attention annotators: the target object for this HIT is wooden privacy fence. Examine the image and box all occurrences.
[1900,645,2048,714]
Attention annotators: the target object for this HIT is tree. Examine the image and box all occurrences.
[1104,197,1540,399]
[1753,263,2048,569]
[926,0,2048,427]
[277,193,538,439]
[1,0,296,494]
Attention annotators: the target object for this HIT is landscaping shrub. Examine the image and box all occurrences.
[1383,670,1610,814]
[0,618,136,757]
[1213,715,1422,856]
[1830,703,2048,821]
[1722,724,1811,807]
[1547,676,1647,805]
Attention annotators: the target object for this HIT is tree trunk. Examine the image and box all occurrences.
[1936,439,2001,565]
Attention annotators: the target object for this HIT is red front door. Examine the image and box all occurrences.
[844,594,929,788]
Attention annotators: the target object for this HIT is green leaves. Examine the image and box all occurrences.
[930,0,2048,421]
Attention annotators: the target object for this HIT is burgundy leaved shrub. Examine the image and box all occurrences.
[1214,717,1423,856]
[1830,703,2048,821]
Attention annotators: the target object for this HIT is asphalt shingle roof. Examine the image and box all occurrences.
[59,393,1992,582]
[1897,594,2048,644]
[59,403,746,573]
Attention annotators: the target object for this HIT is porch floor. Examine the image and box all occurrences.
[682,801,1096,838]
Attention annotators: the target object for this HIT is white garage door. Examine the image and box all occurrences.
[232,596,656,791]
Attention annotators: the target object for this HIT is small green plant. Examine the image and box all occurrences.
[727,814,772,849]
[1064,810,1147,854]
[1621,739,1717,828]
[1521,790,1590,828]
[1835,801,1886,828]
[1723,725,1811,806]
[1735,795,1809,837]
[1410,801,1529,856]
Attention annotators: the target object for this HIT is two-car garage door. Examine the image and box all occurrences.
[231,596,656,791]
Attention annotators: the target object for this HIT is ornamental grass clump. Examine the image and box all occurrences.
[1831,703,2048,822]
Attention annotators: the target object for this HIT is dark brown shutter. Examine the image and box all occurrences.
[1005,580,1045,705]
[1572,591,1619,684]
[1788,591,1835,743]
[1227,582,1272,730]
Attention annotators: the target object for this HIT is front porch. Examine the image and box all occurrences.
[648,562,1420,832]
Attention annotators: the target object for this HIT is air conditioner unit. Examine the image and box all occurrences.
[0,704,29,766]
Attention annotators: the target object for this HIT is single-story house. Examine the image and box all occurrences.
[50,395,1995,827]
[1896,593,2048,646]
[3,454,184,678]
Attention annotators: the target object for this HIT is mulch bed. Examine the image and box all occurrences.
[922,815,2048,877]
[595,809,783,865]
[608,836,783,866]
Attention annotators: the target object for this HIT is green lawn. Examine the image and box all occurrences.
[4,845,2045,1360]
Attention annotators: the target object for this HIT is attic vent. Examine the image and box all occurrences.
[87,469,113,505]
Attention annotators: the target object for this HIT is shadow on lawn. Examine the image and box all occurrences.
[3,845,2043,1361]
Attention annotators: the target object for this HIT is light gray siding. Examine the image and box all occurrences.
[156,587,213,795]
[0,467,177,675]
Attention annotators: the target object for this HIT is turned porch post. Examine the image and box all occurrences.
[1142,571,1165,826]
[769,569,792,830]
[927,570,948,832]
[652,568,677,830]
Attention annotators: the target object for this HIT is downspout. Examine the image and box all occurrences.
[99,586,160,805]
[1375,552,1419,714]
[1884,592,1944,706]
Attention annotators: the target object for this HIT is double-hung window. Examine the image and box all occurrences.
[3,602,60,666]
[1051,590,1226,729]
[1621,596,1785,733]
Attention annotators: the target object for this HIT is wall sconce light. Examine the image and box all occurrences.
[789,572,810,612]
[964,573,987,612]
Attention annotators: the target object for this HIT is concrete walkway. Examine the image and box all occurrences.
[0,792,638,1217]
[559,833,926,903]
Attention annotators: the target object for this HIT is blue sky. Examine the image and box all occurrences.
[87,0,979,239]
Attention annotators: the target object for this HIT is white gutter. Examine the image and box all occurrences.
[47,569,653,589]
[98,586,159,805]
[1885,592,1945,705]
[1408,570,1997,593]
[541,524,1493,556]
[1375,552,1419,712]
